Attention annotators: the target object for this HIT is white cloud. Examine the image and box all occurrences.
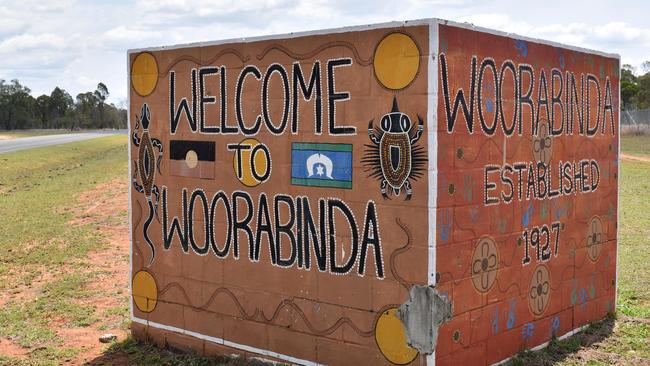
[0,33,68,54]
[0,0,649,103]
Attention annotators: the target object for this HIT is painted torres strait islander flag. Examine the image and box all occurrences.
[169,140,215,179]
[291,142,353,189]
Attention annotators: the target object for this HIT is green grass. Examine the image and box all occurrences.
[0,136,126,364]
[0,136,125,279]
[617,158,650,319]
[620,134,650,158]
[0,346,80,366]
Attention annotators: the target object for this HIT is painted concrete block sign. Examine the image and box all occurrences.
[129,19,619,365]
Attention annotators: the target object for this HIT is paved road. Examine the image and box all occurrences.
[0,131,126,154]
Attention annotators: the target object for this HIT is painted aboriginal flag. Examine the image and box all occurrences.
[291,142,353,189]
[169,140,215,179]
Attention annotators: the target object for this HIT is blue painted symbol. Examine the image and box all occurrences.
[522,323,535,341]
[470,206,478,223]
[551,316,560,336]
[440,209,452,242]
[559,55,566,69]
[507,299,516,330]
[522,203,534,227]
[590,282,596,299]
[514,40,529,57]
[486,99,494,113]
[579,287,588,310]
[571,281,577,305]
[492,307,500,334]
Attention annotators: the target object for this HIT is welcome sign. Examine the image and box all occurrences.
[129,19,619,365]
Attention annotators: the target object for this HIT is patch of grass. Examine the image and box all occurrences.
[0,274,99,347]
[621,134,650,158]
[0,136,127,361]
[0,346,80,366]
[601,321,650,358]
[0,304,59,347]
[511,315,650,365]
[617,159,650,317]
[0,136,126,288]
[35,274,99,327]
[103,304,129,318]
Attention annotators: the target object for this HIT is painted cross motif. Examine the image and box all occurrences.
[471,236,499,292]
[586,216,604,261]
[529,264,551,316]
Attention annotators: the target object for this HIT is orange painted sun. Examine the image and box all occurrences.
[373,33,420,90]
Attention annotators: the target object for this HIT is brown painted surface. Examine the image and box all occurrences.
[129,20,619,365]
[434,24,618,365]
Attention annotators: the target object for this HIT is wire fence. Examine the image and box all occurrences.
[621,108,650,134]
[622,108,650,126]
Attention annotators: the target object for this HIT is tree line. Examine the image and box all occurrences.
[0,79,126,130]
[621,62,650,110]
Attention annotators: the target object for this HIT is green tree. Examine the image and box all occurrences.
[35,95,50,128]
[93,82,109,128]
[0,79,37,130]
[74,92,97,130]
[635,71,650,109]
[621,64,639,110]
[0,79,125,131]
[49,87,74,128]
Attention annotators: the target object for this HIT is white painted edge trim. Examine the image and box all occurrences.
[427,19,439,366]
[131,317,322,366]
[128,51,134,321]
[432,19,619,60]
[615,61,621,307]
[490,324,590,366]
[127,18,619,60]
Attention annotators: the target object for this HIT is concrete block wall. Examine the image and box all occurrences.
[128,19,619,365]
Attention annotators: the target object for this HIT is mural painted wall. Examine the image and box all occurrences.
[128,19,619,366]
[433,24,619,365]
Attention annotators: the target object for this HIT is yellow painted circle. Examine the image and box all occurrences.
[185,150,198,168]
[132,270,157,313]
[131,52,159,97]
[374,33,420,90]
[375,307,419,364]
[232,138,270,187]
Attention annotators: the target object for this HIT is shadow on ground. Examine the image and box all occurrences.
[509,315,617,365]
[83,336,274,366]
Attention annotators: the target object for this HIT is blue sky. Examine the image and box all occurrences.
[0,0,648,106]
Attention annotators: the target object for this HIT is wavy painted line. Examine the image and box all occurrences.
[456,135,532,166]
[451,209,478,241]
[159,48,250,75]
[391,218,415,290]
[132,199,144,270]
[159,281,400,338]
[261,299,376,337]
[158,282,258,321]
[494,278,529,300]
[256,41,373,66]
